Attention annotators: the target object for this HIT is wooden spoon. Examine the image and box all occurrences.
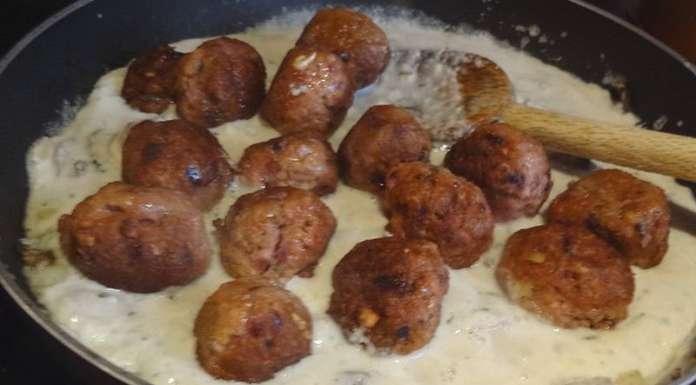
[390,49,696,182]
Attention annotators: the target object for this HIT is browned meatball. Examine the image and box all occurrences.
[195,278,312,383]
[58,182,210,293]
[496,224,635,329]
[547,169,670,268]
[444,122,552,222]
[175,37,266,128]
[121,45,183,113]
[215,187,336,282]
[296,8,390,88]
[237,132,338,196]
[260,47,355,137]
[338,105,431,195]
[384,162,494,268]
[122,119,234,211]
[328,237,448,354]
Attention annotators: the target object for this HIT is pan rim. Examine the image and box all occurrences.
[0,1,694,385]
[566,0,696,77]
[0,1,150,383]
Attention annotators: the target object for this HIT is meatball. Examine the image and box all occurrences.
[328,237,448,354]
[496,224,635,329]
[260,47,355,137]
[215,187,336,282]
[237,132,338,196]
[175,37,266,128]
[121,45,183,113]
[444,122,552,222]
[195,278,312,383]
[58,182,210,293]
[122,119,234,211]
[547,169,670,268]
[384,162,494,268]
[338,105,431,194]
[296,8,390,88]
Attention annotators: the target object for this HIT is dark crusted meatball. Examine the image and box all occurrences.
[238,132,338,196]
[195,278,312,383]
[328,237,448,354]
[58,182,210,293]
[122,119,234,211]
[215,187,336,282]
[121,45,183,113]
[444,122,552,222]
[496,224,635,329]
[338,105,431,195]
[260,47,355,137]
[175,37,266,128]
[547,169,670,268]
[384,162,494,268]
[296,8,390,88]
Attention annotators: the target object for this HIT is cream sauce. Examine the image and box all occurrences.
[23,9,696,385]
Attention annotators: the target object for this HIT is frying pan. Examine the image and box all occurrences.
[1,1,695,384]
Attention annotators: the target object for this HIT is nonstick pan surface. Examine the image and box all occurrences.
[1,1,695,384]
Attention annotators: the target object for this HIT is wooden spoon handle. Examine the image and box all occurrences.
[502,103,696,182]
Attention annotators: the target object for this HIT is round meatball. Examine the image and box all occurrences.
[444,122,552,222]
[338,105,431,195]
[260,47,355,137]
[121,45,183,113]
[215,187,336,282]
[122,119,234,211]
[547,169,670,268]
[384,162,494,268]
[175,37,266,128]
[296,8,390,88]
[328,237,448,354]
[238,132,338,196]
[195,278,312,383]
[496,224,635,329]
[58,182,210,293]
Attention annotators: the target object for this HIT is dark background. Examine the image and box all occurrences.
[0,1,693,384]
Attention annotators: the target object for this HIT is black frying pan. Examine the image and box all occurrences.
[1,1,695,384]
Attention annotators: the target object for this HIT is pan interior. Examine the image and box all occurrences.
[19,7,696,385]
[2,2,696,385]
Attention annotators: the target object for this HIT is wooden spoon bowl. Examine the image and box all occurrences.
[390,49,696,182]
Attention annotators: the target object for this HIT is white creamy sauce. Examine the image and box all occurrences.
[23,10,696,385]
